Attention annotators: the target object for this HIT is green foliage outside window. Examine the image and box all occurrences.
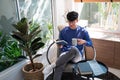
[0,31,23,72]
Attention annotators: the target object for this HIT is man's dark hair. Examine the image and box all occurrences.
[67,11,78,21]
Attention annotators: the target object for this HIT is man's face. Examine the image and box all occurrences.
[68,19,78,29]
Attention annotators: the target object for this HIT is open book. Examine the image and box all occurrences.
[87,60,105,76]
[77,60,106,76]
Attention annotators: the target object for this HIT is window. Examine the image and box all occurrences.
[18,0,53,51]
[74,2,120,41]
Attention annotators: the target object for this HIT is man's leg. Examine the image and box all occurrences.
[53,46,79,80]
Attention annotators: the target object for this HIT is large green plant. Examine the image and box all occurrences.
[11,17,45,71]
[0,31,22,72]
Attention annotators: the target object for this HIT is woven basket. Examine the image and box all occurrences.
[22,63,44,80]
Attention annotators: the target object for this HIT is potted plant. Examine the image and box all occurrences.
[11,17,45,80]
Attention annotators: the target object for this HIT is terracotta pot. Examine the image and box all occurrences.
[22,63,44,80]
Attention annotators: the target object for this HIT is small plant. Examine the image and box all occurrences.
[11,17,45,71]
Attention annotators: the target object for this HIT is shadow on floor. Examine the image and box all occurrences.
[46,72,120,80]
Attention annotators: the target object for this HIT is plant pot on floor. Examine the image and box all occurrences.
[22,63,44,80]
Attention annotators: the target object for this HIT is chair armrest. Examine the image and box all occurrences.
[46,41,56,64]
[84,45,96,60]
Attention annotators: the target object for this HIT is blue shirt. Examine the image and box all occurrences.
[59,26,92,55]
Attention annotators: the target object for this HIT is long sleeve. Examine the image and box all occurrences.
[58,26,93,53]
[83,30,93,46]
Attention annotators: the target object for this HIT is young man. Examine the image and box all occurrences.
[43,11,92,80]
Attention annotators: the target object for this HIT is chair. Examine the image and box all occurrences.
[46,25,108,80]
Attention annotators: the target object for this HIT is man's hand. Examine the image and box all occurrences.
[77,39,86,45]
[57,44,63,48]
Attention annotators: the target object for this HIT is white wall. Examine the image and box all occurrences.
[54,0,75,26]
[0,0,18,34]
[53,0,75,39]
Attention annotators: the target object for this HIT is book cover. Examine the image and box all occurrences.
[56,40,68,45]
[87,60,105,76]
[77,62,93,75]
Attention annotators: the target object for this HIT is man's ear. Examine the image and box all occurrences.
[76,19,78,22]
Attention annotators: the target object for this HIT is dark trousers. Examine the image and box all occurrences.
[53,46,81,80]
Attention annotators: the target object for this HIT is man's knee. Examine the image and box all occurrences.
[55,64,65,71]
[70,46,78,52]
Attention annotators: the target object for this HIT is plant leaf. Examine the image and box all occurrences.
[11,34,26,44]
[31,37,42,46]
[32,54,42,60]
[30,26,40,35]
[13,17,28,34]
[29,26,41,39]
[31,42,44,51]
[12,31,24,37]
[29,29,41,41]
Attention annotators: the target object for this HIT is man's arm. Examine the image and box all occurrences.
[77,30,92,46]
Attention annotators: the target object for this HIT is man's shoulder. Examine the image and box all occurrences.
[77,26,84,30]
[77,26,88,32]
[61,26,69,31]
